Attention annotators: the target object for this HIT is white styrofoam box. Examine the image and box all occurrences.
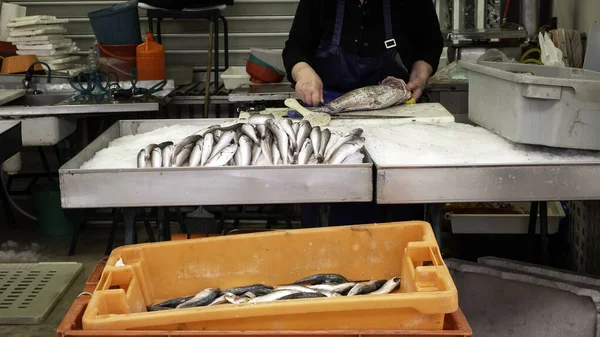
[459,61,600,150]
[221,66,250,90]
[20,117,77,146]
[448,202,565,234]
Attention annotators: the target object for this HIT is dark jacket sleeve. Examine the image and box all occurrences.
[408,0,444,74]
[282,0,323,83]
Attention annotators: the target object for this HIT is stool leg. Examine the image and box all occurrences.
[220,16,229,69]
[204,21,215,118]
[213,16,219,93]
[148,16,154,33]
[528,202,539,261]
[540,201,549,264]
[157,18,163,44]
[123,208,137,245]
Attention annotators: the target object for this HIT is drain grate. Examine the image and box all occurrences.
[0,262,82,324]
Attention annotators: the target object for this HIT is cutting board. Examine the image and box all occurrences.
[239,103,455,126]
[0,89,25,106]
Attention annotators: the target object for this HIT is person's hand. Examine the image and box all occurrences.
[406,76,427,101]
[292,62,324,106]
[407,61,434,101]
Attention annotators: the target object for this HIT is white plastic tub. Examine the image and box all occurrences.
[447,202,565,234]
[221,66,250,90]
[459,61,600,150]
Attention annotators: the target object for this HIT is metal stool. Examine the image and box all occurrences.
[145,6,230,93]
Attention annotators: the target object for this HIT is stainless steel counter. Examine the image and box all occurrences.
[59,119,373,209]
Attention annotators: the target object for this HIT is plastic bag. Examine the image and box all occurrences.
[539,31,565,67]
[477,48,514,63]
[431,62,467,82]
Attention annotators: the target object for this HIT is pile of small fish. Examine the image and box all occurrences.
[147,273,401,312]
[136,116,366,168]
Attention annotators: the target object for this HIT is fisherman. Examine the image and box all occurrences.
[283,0,444,105]
[283,0,443,226]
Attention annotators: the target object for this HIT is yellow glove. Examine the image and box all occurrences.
[405,97,416,104]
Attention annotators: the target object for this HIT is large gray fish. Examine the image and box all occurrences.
[297,138,313,165]
[324,129,364,163]
[316,77,412,114]
[295,120,312,152]
[188,140,203,167]
[248,113,275,125]
[251,145,262,165]
[173,135,201,159]
[241,123,260,144]
[176,288,220,309]
[162,145,174,168]
[310,127,321,161]
[267,120,290,165]
[210,130,235,160]
[260,131,274,165]
[173,143,194,167]
[151,147,162,168]
[329,137,365,165]
[200,133,214,166]
[238,135,253,166]
[278,118,297,152]
[206,144,238,167]
[319,129,331,163]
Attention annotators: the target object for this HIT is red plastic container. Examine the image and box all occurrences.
[136,31,165,81]
[98,44,137,62]
[246,59,284,84]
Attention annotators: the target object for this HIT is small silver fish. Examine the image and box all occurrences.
[256,125,267,139]
[297,138,313,165]
[173,135,201,158]
[309,282,356,295]
[234,145,242,166]
[292,122,300,135]
[137,149,147,168]
[324,129,363,163]
[248,113,275,125]
[151,147,162,168]
[273,139,281,165]
[278,118,297,152]
[176,288,221,308]
[278,292,326,300]
[206,144,238,167]
[310,126,321,160]
[251,144,262,165]
[319,129,331,163]
[208,294,229,306]
[213,129,223,142]
[144,144,158,155]
[238,135,253,166]
[260,130,274,165]
[222,284,274,296]
[276,285,318,293]
[267,120,290,165]
[162,145,174,168]
[369,277,401,295]
[173,143,194,167]
[295,120,312,151]
[292,274,349,285]
[210,130,236,161]
[347,280,387,296]
[224,293,251,304]
[158,141,174,149]
[249,290,299,303]
[241,123,260,144]
[329,137,365,164]
[201,133,214,166]
[188,141,203,167]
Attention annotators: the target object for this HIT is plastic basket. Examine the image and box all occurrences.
[82,222,458,331]
[88,2,142,45]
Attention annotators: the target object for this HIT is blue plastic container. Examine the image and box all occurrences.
[88,2,142,45]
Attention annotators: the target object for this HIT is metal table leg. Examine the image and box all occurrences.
[527,201,539,261]
[318,204,331,227]
[427,203,444,246]
[540,201,549,264]
[123,208,137,245]
[156,18,163,44]
[157,207,171,241]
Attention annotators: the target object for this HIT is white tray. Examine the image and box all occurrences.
[448,202,565,234]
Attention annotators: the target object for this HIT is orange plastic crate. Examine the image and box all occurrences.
[83,222,458,331]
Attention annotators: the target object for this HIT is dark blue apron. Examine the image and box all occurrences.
[300,0,421,227]
[313,0,408,92]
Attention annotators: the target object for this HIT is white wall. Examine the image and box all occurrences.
[553,0,600,34]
